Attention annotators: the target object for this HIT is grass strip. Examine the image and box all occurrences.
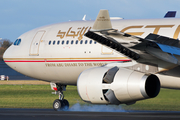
[0,80,49,85]
[0,85,180,111]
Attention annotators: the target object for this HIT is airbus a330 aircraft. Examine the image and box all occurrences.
[3,10,180,111]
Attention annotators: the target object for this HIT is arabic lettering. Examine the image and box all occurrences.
[66,27,79,38]
[78,27,89,40]
[57,31,66,39]
[57,27,91,40]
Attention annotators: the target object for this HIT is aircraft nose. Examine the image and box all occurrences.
[3,44,13,62]
[2,45,18,72]
[3,47,10,62]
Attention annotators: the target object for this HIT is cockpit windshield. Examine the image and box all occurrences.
[14,39,21,46]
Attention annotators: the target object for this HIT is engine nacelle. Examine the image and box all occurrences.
[77,66,160,105]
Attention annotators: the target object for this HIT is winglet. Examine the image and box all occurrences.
[82,14,86,21]
[164,11,176,18]
[91,10,112,31]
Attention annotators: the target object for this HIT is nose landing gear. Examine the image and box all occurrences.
[50,83,69,111]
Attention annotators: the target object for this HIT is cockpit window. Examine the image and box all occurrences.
[14,39,18,45]
[17,39,21,45]
[14,39,21,46]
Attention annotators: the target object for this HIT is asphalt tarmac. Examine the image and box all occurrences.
[0,108,180,120]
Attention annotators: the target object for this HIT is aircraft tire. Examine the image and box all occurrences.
[62,99,69,110]
[53,99,62,111]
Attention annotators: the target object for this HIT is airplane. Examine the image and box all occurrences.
[3,9,180,111]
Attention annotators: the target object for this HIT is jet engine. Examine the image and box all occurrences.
[77,66,160,105]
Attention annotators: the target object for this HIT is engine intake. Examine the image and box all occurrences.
[77,67,160,105]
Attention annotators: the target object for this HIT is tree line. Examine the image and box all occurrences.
[0,39,12,61]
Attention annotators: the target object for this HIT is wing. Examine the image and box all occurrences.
[85,10,180,65]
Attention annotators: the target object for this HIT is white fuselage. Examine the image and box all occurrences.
[3,18,180,85]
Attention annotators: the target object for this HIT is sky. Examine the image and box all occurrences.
[1,0,180,42]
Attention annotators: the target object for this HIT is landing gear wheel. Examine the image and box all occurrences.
[53,99,62,111]
[62,99,69,110]
[52,84,69,111]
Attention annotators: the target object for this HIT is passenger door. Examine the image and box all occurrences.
[29,31,46,56]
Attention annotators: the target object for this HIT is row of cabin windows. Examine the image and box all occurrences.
[48,40,97,45]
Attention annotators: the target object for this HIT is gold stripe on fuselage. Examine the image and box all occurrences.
[3,57,129,61]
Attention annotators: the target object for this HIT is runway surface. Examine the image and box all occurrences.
[0,108,180,120]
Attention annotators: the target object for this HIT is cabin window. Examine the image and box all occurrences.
[85,40,88,44]
[89,40,92,44]
[53,40,56,45]
[80,40,83,44]
[71,40,74,44]
[49,41,51,45]
[76,40,78,44]
[62,40,64,45]
[94,41,97,44]
[57,40,60,45]
[66,40,69,44]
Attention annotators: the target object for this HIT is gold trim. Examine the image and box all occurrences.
[121,26,143,32]
[120,26,144,36]
[126,32,144,36]
[145,25,174,34]
[3,57,129,61]
[173,25,180,39]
